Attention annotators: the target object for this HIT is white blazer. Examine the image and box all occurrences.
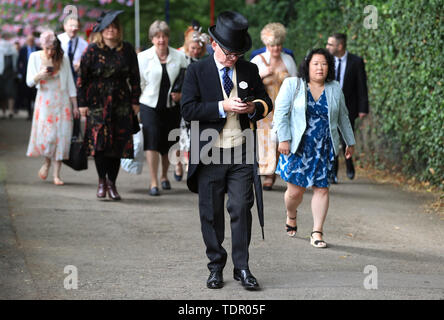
[26,51,76,97]
[138,46,188,108]
[250,50,297,78]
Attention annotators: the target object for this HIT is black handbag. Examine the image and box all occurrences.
[63,117,88,171]
[170,67,187,111]
[171,68,186,93]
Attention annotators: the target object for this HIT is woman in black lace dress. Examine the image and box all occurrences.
[77,11,141,200]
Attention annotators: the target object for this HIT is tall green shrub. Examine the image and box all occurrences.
[338,0,443,189]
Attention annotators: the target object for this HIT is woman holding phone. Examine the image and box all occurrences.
[26,30,79,185]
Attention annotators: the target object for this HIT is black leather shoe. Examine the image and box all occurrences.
[207,271,223,289]
[149,186,160,196]
[161,180,171,190]
[346,159,355,180]
[233,269,260,291]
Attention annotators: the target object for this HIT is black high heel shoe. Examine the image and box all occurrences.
[286,211,297,237]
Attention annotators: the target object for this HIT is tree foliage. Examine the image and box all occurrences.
[5,0,440,188]
[336,0,443,189]
[238,0,443,189]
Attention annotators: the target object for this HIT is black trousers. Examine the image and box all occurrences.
[197,145,254,272]
[94,151,121,183]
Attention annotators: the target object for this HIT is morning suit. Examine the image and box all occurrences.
[181,54,272,272]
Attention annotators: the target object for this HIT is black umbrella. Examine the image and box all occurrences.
[252,134,265,240]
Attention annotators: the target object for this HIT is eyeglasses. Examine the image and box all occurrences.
[219,45,243,59]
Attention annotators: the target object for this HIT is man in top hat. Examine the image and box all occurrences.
[181,11,272,291]
[58,16,88,83]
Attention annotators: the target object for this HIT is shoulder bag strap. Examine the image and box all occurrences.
[258,53,269,66]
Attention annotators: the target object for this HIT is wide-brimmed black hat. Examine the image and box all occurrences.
[208,11,252,54]
[93,10,124,33]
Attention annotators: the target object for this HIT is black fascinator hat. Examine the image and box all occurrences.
[93,10,124,33]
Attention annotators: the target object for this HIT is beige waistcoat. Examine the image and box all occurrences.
[213,68,245,148]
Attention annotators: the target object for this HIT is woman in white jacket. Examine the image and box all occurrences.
[138,21,188,196]
[26,30,78,185]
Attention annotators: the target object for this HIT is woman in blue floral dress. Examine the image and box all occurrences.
[274,48,356,248]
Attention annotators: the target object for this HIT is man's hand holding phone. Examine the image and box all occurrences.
[223,96,255,114]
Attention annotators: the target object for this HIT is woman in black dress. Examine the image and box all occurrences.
[77,11,141,200]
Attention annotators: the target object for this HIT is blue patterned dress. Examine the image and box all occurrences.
[275,88,336,188]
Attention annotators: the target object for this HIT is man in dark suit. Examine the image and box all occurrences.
[17,35,40,120]
[181,11,272,291]
[327,33,369,182]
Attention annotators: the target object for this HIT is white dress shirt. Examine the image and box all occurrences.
[214,55,233,118]
[335,51,348,88]
[57,32,88,66]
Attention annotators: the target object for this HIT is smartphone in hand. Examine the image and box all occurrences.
[46,66,54,73]
[241,96,255,103]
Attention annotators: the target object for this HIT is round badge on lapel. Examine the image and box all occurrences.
[239,81,248,90]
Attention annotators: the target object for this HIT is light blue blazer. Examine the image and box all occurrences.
[274,77,356,155]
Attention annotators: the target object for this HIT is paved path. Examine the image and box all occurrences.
[1,114,443,300]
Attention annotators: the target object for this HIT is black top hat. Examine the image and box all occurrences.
[93,10,124,33]
[208,11,252,54]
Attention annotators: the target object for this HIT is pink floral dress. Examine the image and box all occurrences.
[26,71,73,160]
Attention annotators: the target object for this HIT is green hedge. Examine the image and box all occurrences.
[238,0,443,190]
[338,0,443,189]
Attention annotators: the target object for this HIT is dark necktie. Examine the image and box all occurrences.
[336,58,342,82]
[68,39,76,79]
[222,67,233,97]
[68,39,74,63]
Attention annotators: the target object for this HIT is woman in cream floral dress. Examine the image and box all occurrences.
[26,30,78,185]
[251,23,296,190]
